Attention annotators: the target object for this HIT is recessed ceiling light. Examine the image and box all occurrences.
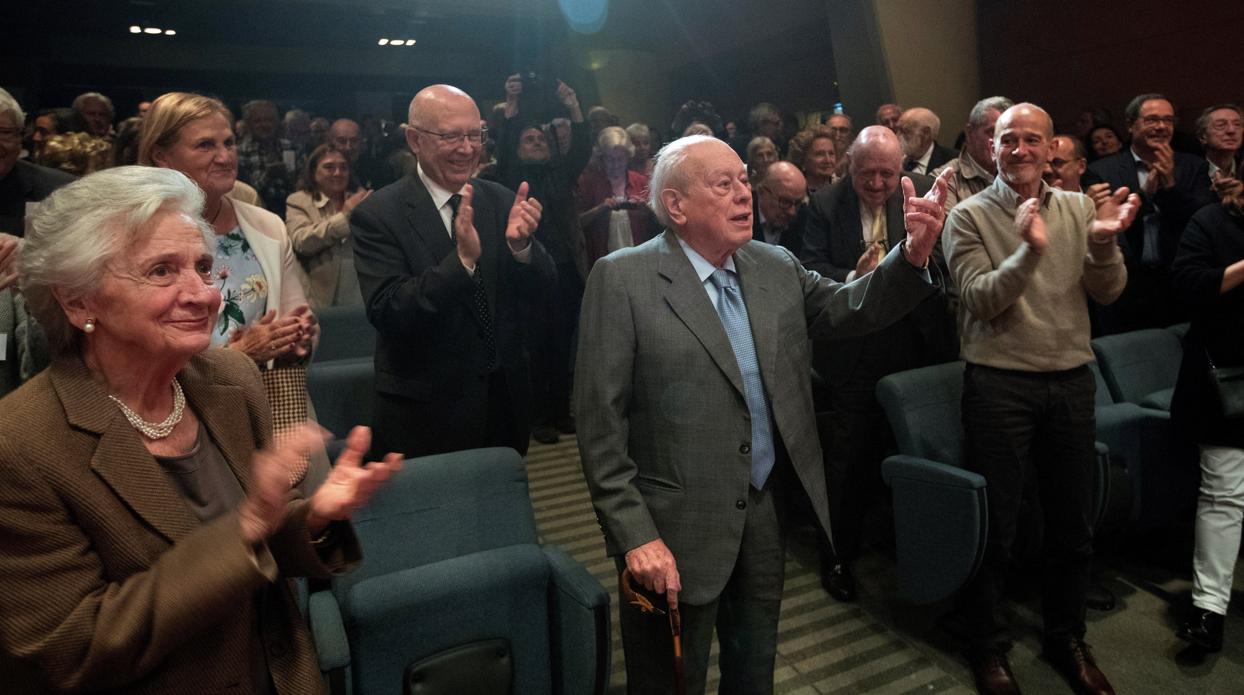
[405,39,416,46]
[143,27,161,34]
[378,38,389,45]
[129,25,142,34]
[164,29,176,36]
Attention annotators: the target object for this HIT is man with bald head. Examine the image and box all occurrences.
[752,161,808,255]
[577,133,948,694]
[876,103,903,131]
[329,118,362,166]
[944,103,1138,695]
[350,84,554,458]
[897,107,957,175]
[801,126,958,601]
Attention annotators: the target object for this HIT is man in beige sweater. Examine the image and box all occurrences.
[944,103,1138,695]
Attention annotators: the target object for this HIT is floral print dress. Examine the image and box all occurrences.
[209,227,270,348]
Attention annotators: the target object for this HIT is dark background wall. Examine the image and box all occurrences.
[977,0,1244,132]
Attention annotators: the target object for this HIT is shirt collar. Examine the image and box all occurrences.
[960,150,992,180]
[417,163,464,211]
[991,174,1054,209]
[676,234,736,282]
[916,142,935,168]
[312,192,332,209]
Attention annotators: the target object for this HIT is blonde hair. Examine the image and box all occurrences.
[596,126,634,156]
[138,92,232,166]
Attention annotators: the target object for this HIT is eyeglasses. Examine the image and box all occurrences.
[414,126,487,146]
[761,189,802,210]
[1208,119,1243,133]
[1139,115,1177,127]
[0,127,21,142]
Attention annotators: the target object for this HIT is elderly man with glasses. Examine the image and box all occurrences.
[350,84,554,459]
[1089,93,1214,333]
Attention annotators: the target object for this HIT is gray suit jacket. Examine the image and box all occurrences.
[575,231,935,604]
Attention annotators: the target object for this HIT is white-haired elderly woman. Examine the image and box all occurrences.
[0,165,401,692]
[576,125,658,266]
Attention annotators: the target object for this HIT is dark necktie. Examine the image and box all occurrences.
[709,269,775,489]
[903,157,918,173]
[448,194,497,371]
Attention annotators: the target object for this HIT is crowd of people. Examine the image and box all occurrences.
[0,72,1242,695]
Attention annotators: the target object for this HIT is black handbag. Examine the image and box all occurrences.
[1206,349,1244,420]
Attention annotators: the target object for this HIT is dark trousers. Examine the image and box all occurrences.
[824,380,893,561]
[370,371,522,459]
[618,475,789,694]
[959,363,1096,652]
[529,262,583,427]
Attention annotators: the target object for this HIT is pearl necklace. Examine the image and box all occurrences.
[108,379,186,440]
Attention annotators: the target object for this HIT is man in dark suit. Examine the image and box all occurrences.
[351,84,554,459]
[1,89,76,238]
[1089,93,1214,333]
[751,161,807,257]
[800,126,958,601]
[576,134,948,694]
[897,107,957,175]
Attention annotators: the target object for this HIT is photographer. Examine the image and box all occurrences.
[495,73,593,444]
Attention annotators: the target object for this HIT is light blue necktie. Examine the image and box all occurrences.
[709,269,776,489]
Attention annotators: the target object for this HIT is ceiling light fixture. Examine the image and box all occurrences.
[164,29,176,36]
[377,37,416,47]
[143,27,162,34]
[129,25,141,34]
[405,39,416,46]
[378,38,389,45]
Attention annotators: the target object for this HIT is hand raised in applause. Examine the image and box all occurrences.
[1015,197,1048,255]
[306,425,403,535]
[901,167,953,268]
[454,183,482,269]
[1090,186,1141,242]
[229,309,304,364]
[626,538,683,610]
[503,74,522,118]
[506,181,542,253]
[0,233,19,291]
[854,242,885,278]
[342,188,372,214]
[1144,143,1175,196]
[1086,182,1113,209]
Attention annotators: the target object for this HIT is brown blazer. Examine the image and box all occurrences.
[0,348,359,693]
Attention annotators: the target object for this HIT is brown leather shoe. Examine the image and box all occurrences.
[1044,639,1115,695]
[968,650,1022,695]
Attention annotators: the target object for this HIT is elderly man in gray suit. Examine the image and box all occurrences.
[575,134,949,694]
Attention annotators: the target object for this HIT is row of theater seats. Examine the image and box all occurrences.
[877,325,1197,605]
[302,308,611,694]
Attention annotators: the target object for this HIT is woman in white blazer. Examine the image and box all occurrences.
[284,144,370,309]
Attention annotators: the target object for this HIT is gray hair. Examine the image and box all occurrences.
[72,91,114,118]
[596,125,634,156]
[748,102,780,129]
[625,122,651,142]
[1195,103,1241,139]
[0,87,25,125]
[21,166,211,356]
[649,134,716,229]
[242,99,278,120]
[968,96,1013,126]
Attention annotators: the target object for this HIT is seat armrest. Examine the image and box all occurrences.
[543,545,611,695]
[308,589,351,672]
[882,454,986,489]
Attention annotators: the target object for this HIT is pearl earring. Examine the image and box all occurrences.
[83,318,96,334]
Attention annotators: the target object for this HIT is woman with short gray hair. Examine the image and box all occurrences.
[0,165,400,691]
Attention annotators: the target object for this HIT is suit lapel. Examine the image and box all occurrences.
[51,359,200,544]
[734,246,778,384]
[657,234,746,398]
[405,176,456,265]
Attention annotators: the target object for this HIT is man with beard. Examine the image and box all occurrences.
[897,107,957,175]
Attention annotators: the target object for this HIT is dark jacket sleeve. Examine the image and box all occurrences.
[800,190,852,282]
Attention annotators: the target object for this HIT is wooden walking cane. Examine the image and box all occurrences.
[620,569,687,695]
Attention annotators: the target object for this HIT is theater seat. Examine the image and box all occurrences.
[876,362,986,605]
[306,447,610,695]
[1091,328,1183,410]
[307,357,374,441]
[313,304,376,363]
[876,361,1112,605]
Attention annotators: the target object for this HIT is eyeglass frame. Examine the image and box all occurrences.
[1138,115,1178,127]
[412,125,488,146]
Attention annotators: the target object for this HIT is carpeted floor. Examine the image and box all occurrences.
[526,435,1244,694]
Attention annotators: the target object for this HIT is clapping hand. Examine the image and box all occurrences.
[506,181,543,252]
[1086,182,1113,209]
[1144,143,1175,195]
[854,242,885,278]
[283,304,319,361]
[0,233,19,291]
[306,425,402,534]
[454,184,482,268]
[1090,186,1141,241]
[229,309,303,364]
[901,168,953,268]
[1015,198,1048,254]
